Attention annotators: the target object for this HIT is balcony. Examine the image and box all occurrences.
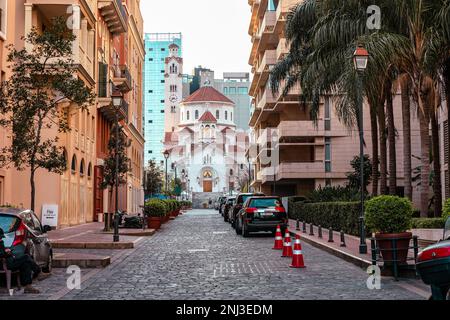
[250,50,276,96]
[257,10,276,47]
[248,0,261,36]
[275,0,297,33]
[99,98,129,123]
[257,86,277,111]
[112,65,132,93]
[277,121,325,139]
[98,0,128,34]
[261,162,326,183]
[276,38,289,61]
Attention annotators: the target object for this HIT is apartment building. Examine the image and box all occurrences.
[0,0,144,226]
[247,0,424,202]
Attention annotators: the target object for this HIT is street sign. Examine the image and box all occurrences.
[41,204,59,227]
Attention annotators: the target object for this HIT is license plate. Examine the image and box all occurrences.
[262,212,274,217]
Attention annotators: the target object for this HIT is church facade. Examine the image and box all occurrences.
[164,85,249,194]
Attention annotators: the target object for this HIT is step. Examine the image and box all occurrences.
[51,242,134,249]
[53,253,111,268]
[100,229,156,237]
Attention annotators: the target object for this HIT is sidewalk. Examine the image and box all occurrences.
[48,222,151,249]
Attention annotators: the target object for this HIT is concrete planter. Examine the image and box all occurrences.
[148,217,162,230]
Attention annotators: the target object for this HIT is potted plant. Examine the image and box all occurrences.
[144,200,167,230]
[365,195,413,265]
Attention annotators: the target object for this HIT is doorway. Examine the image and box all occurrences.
[203,180,213,192]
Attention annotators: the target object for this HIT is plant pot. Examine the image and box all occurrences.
[162,215,169,223]
[375,232,413,265]
[170,210,177,217]
[148,217,162,230]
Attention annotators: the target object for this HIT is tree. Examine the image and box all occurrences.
[0,17,94,211]
[101,123,131,211]
[170,178,183,197]
[346,155,373,193]
[144,160,163,198]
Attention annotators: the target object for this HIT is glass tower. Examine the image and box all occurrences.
[143,33,182,167]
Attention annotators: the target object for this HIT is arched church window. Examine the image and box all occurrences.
[187,111,190,120]
[203,170,213,179]
[216,110,220,119]
[225,111,228,120]
[195,110,199,120]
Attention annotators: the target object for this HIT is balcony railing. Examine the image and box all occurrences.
[278,121,325,138]
[113,65,132,93]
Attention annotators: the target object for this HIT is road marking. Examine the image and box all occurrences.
[188,249,209,253]
[213,231,228,235]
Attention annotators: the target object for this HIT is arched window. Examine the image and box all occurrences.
[231,112,233,121]
[225,111,228,120]
[187,111,190,120]
[71,155,77,174]
[195,110,199,120]
[80,159,85,177]
[216,110,220,119]
[87,163,92,179]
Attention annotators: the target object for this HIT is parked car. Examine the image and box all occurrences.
[215,196,225,211]
[223,196,236,222]
[235,196,288,237]
[230,193,265,229]
[219,197,228,216]
[0,208,53,272]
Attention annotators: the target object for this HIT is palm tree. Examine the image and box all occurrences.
[400,74,413,200]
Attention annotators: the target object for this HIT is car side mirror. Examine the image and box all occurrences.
[42,225,52,233]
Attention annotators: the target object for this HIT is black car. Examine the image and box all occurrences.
[235,196,288,237]
[223,196,236,222]
[230,193,264,229]
[218,197,228,215]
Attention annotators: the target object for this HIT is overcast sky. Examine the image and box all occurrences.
[140,0,252,78]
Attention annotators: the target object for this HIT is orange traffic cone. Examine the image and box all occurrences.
[273,225,283,250]
[281,228,293,258]
[290,234,305,268]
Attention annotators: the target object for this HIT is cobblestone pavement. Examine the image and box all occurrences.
[1,209,425,300]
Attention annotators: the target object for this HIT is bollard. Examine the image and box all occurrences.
[296,219,300,231]
[318,225,323,238]
[309,223,314,236]
[302,221,307,233]
[340,230,346,247]
[328,227,334,243]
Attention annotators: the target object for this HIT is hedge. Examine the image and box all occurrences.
[290,201,365,236]
[411,218,446,229]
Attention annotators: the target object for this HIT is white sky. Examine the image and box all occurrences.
[140,0,252,78]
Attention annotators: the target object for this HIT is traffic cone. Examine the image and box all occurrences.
[272,225,283,250]
[281,228,293,258]
[290,234,305,268]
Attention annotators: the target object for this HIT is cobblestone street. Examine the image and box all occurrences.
[1,209,426,300]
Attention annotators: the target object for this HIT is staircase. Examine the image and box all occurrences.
[192,192,223,209]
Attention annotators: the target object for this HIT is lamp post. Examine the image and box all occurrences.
[229,169,234,195]
[247,156,252,193]
[163,150,170,194]
[353,44,369,254]
[111,91,124,243]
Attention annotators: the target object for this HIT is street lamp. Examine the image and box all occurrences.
[353,44,369,254]
[229,169,234,195]
[111,91,124,243]
[163,150,170,193]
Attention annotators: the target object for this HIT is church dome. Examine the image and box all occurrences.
[183,86,234,105]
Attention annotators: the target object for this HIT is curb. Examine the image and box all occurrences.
[51,242,134,249]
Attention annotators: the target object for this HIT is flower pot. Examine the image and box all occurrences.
[170,210,177,217]
[162,215,169,223]
[148,217,162,230]
[375,232,413,265]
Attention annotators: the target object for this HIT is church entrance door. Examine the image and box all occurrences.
[203,180,213,192]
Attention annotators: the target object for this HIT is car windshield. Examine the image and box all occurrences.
[227,199,235,204]
[249,198,282,208]
[240,195,253,203]
[0,214,20,247]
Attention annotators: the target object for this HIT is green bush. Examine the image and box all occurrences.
[144,199,168,217]
[290,201,364,236]
[365,196,413,234]
[306,186,363,203]
[411,218,446,229]
[443,199,450,221]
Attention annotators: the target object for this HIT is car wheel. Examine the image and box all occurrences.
[42,252,53,274]
[242,221,249,238]
[236,218,242,235]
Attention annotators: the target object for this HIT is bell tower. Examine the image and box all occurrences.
[164,43,183,133]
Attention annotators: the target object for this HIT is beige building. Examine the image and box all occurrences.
[0,0,144,227]
[247,0,427,204]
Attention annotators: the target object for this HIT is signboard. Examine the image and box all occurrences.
[41,204,59,227]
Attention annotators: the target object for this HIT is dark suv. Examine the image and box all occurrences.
[235,196,288,237]
[230,193,264,229]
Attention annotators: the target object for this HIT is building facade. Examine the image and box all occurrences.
[247,0,427,205]
[144,32,182,167]
[164,43,183,133]
[0,0,144,226]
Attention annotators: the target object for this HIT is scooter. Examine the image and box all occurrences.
[416,217,450,300]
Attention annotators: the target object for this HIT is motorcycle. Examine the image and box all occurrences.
[416,217,450,300]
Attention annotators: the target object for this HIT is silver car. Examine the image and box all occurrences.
[0,208,53,273]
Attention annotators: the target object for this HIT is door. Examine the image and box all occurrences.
[94,166,104,221]
[203,180,213,192]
